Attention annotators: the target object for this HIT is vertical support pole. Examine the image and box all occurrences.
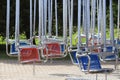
[68,0,73,48]
[33,61,35,75]
[117,0,120,39]
[63,0,68,44]
[110,0,114,46]
[33,0,36,37]
[41,0,44,42]
[85,0,90,50]
[91,0,96,46]
[15,0,20,61]
[96,74,98,80]
[77,0,81,53]
[30,0,33,45]
[97,0,102,45]
[6,0,10,41]
[44,0,47,36]
[70,0,73,48]
[103,0,106,51]
[55,0,58,37]
[48,0,52,37]
[38,0,42,45]
[6,0,11,56]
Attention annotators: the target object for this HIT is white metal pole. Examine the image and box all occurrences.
[117,0,120,39]
[55,0,58,37]
[33,0,36,37]
[63,0,68,44]
[110,0,114,46]
[6,0,10,41]
[77,0,81,53]
[38,0,42,44]
[103,0,106,50]
[15,0,20,48]
[30,0,33,45]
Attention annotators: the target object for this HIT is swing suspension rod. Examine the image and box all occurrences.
[33,0,36,37]
[68,0,74,48]
[15,0,20,48]
[30,0,33,45]
[117,0,120,39]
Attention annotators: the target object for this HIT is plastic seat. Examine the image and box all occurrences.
[69,50,78,65]
[100,46,118,61]
[43,42,65,58]
[69,47,86,65]
[60,43,65,53]
[20,47,40,63]
[10,42,28,55]
[77,54,102,72]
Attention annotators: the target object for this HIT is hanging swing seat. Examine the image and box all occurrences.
[69,49,78,65]
[10,41,29,55]
[116,39,120,45]
[100,46,118,61]
[45,37,64,43]
[115,39,120,48]
[76,53,113,73]
[68,47,87,65]
[42,42,67,58]
[19,46,40,63]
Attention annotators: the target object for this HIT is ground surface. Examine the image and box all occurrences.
[0,60,120,80]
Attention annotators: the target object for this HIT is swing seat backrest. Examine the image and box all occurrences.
[105,46,113,52]
[60,43,65,53]
[43,42,62,58]
[69,50,78,65]
[20,47,40,63]
[77,54,102,72]
[101,46,117,52]
[10,42,28,54]
[100,46,118,61]
[69,47,88,65]
[104,54,116,61]
[117,39,120,44]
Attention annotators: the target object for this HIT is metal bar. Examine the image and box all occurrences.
[110,0,114,46]
[38,0,42,44]
[55,0,58,37]
[86,0,90,49]
[103,0,106,50]
[63,0,68,44]
[30,0,33,45]
[117,0,120,39]
[77,0,81,53]
[48,0,52,37]
[6,0,10,41]
[91,0,96,46]
[33,0,36,37]
[15,0,20,48]
[44,0,47,36]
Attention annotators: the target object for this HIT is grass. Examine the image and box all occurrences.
[0,51,17,60]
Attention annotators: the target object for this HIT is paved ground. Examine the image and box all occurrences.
[0,60,120,80]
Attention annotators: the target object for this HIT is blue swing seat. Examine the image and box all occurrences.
[69,47,86,65]
[10,42,29,55]
[101,46,118,61]
[105,54,116,61]
[117,40,120,45]
[77,54,102,72]
[60,43,66,53]
[69,50,78,65]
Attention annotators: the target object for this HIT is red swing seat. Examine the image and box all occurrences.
[20,47,40,63]
[43,42,62,58]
